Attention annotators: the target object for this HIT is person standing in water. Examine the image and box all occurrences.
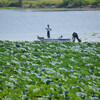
[45,24,52,38]
[72,32,81,42]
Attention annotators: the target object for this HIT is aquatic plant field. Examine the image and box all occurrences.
[0,40,100,100]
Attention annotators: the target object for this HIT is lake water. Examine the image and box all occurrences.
[0,9,100,42]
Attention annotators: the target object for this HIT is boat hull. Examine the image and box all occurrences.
[37,36,71,42]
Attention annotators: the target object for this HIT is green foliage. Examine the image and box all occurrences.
[0,40,100,99]
[92,32,98,36]
[60,0,100,8]
[0,0,19,7]
[92,0,100,7]
[60,0,90,8]
[0,0,100,8]
[0,0,62,8]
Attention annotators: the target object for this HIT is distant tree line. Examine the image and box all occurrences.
[0,0,22,7]
[60,0,100,8]
[0,0,100,8]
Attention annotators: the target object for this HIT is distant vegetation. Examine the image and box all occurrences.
[60,0,100,8]
[0,0,100,8]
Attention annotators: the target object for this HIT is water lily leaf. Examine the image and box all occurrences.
[67,92,77,99]
[0,96,3,100]
[75,97,82,100]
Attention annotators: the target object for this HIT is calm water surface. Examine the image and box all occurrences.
[0,9,100,42]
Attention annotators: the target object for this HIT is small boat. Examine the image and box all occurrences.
[37,36,71,42]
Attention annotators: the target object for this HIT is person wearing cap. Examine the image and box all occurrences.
[72,32,81,42]
[45,24,52,38]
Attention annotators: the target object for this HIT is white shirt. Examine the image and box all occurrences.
[45,27,52,31]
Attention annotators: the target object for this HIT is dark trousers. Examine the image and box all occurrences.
[47,31,50,38]
[72,36,81,42]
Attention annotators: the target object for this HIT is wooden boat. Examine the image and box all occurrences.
[37,36,71,42]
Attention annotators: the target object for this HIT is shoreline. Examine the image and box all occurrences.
[0,39,100,42]
[0,7,100,11]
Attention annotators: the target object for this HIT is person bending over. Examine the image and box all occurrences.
[72,32,81,42]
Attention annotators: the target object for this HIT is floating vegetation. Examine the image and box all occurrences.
[92,32,98,36]
[0,40,100,100]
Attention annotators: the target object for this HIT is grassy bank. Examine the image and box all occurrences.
[0,0,100,8]
[0,40,100,99]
